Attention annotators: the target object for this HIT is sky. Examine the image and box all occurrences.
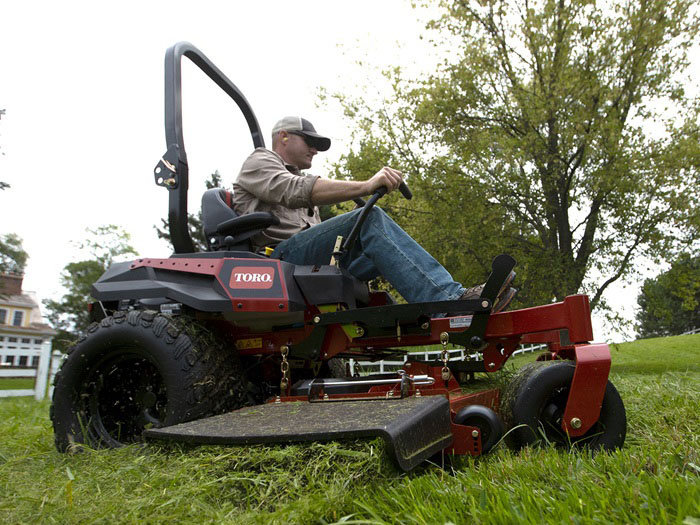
[0,1,695,343]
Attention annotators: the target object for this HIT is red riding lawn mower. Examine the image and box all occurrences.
[51,42,626,471]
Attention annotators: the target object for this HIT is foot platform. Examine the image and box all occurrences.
[143,395,453,471]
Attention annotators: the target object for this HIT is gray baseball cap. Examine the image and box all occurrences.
[271,116,331,151]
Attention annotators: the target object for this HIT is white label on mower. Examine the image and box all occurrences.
[449,315,472,328]
[229,267,275,289]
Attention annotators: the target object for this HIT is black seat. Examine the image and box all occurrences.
[201,188,280,252]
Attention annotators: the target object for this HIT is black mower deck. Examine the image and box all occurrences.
[143,395,453,471]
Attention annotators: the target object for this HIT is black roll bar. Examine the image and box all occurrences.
[153,41,265,254]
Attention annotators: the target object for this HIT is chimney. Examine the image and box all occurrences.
[0,273,24,296]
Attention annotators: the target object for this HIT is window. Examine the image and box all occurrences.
[21,338,31,344]
[34,339,44,345]
[8,337,17,343]
[18,356,28,367]
[12,311,23,326]
[0,308,6,324]
[4,355,13,365]
[31,356,40,367]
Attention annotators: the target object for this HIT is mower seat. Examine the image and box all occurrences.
[201,188,280,252]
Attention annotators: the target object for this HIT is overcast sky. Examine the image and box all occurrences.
[1,1,695,342]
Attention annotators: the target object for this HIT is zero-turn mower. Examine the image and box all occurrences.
[51,42,626,471]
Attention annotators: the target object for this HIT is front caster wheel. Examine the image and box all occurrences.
[501,361,626,451]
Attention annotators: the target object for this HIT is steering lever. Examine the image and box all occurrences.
[339,181,412,257]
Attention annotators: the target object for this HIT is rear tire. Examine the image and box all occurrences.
[501,361,626,451]
[51,310,246,451]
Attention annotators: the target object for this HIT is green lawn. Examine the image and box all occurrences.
[1,334,698,524]
[0,377,35,390]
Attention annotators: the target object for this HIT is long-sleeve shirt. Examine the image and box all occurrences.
[232,148,321,251]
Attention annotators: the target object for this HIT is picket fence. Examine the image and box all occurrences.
[0,345,62,401]
[348,343,546,375]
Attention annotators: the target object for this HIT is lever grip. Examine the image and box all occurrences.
[398,182,413,200]
[373,183,412,200]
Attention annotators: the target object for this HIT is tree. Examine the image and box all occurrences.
[44,225,137,351]
[636,254,700,337]
[330,0,700,310]
[0,233,28,275]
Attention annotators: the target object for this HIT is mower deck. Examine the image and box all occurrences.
[143,395,453,471]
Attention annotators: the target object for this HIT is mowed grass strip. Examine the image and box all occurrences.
[0,334,698,524]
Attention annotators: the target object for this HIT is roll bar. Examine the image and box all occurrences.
[153,41,264,253]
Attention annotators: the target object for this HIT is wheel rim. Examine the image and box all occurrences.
[537,386,604,446]
[82,350,168,446]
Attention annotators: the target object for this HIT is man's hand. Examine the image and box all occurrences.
[365,167,403,195]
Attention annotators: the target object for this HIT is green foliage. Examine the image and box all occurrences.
[43,225,137,352]
[330,0,700,310]
[0,233,28,275]
[1,333,699,523]
[155,171,222,252]
[636,254,700,338]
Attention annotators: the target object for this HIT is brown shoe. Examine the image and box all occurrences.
[460,284,484,300]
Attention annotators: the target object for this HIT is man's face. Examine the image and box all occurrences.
[284,132,317,170]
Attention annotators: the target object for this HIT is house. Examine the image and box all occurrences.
[0,273,56,369]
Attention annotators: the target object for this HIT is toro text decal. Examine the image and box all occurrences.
[229,267,275,290]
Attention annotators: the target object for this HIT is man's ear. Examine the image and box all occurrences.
[272,131,287,152]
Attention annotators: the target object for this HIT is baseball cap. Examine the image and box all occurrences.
[271,116,331,151]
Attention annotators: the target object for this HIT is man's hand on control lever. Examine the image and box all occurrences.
[364,167,403,195]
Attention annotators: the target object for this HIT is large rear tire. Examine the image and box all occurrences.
[51,310,246,451]
[501,361,626,451]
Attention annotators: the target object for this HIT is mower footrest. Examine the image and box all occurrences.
[143,395,452,471]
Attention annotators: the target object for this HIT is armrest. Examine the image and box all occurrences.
[216,212,280,236]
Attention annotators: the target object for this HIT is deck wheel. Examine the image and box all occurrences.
[454,404,504,454]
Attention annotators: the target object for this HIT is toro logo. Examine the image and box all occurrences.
[229,267,275,290]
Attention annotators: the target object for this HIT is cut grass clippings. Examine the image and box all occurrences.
[0,333,698,524]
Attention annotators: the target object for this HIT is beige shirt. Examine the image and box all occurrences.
[232,148,321,251]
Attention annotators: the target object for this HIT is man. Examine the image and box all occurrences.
[233,116,515,309]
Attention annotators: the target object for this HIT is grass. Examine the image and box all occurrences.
[0,377,34,390]
[1,334,699,524]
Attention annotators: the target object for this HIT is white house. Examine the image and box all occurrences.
[0,273,56,369]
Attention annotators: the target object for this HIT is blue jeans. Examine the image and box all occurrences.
[271,207,465,303]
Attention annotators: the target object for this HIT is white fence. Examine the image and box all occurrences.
[0,342,62,400]
[351,326,700,374]
[349,343,546,375]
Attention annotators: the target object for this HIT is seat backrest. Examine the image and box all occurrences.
[201,188,281,252]
[201,188,251,252]
[201,188,237,237]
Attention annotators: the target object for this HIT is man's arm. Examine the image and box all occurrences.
[310,167,404,205]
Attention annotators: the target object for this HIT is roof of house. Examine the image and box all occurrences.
[0,289,57,337]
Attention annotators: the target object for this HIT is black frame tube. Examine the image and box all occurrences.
[162,41,265,253]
